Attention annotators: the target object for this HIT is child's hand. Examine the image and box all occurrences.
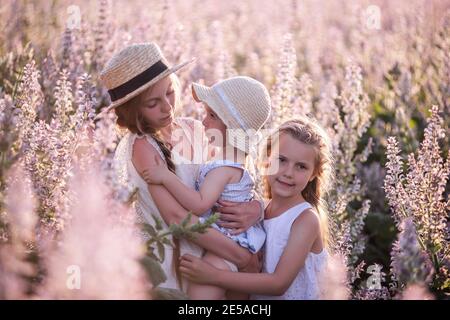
[216,199,262,235]
[141,155,168,185]
[179,254,216,285]
[239,251,263,273]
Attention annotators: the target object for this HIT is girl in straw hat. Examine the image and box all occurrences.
[179,117,333,300]
[141,76,271,299]
[99,43,263,294]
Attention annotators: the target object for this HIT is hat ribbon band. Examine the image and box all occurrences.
[108,60,168,102]
[213,86,248,131]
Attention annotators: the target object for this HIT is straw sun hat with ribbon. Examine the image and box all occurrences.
[98,42,193,114]
[192,76,271,154]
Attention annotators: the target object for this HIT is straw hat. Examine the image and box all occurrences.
[99,42,193,112]
[192,76,271,153]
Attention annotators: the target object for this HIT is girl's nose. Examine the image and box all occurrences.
[161,98,172,113]
[283,164,294,178]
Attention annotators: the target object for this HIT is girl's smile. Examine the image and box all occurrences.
[275,178,295,188]
[267,133,317,199]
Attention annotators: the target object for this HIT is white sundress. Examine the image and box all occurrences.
[252,201,328,300]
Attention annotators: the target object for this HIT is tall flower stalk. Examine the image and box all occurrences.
[384,105,450,295]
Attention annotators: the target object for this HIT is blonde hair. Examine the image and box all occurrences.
[262,117,334,248]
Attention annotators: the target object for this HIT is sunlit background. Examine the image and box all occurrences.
[0,0,449,299]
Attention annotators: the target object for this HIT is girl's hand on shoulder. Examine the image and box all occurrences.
[141,155,169,185]
[179,254,216,285]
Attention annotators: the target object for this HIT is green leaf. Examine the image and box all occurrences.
[161,237,173,247]
[157,242,165,263]
[147,251,158,261]
[145,246,158,260]
[431,243,442,255]
[151,287,189,300]
[140,223,157,238]
[140,256,167,287]
[440,278,450,290]
[181,213,192,227]
[152,214,163,231]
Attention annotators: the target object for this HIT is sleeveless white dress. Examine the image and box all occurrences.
[252,201,328,300]
[113,117,205,292]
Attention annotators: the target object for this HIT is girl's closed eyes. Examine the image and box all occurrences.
[147,100,157,108]
[146,86,175,108]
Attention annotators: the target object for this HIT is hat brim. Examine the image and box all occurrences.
[191,82,235,129]
[191,82,253,154]
[95,59,195,120]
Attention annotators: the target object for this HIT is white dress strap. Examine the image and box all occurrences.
[282,202,313,227]
[254,200,327,300]
[265,202,312,226]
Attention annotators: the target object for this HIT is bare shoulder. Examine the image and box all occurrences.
[132,136,163,173]
[292,208,320,232]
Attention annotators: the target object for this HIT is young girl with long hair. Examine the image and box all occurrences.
[179,117,334,299]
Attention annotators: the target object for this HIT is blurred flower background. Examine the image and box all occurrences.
[0,0,448,299]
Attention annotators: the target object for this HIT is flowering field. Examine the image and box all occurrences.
[0,0,449,300]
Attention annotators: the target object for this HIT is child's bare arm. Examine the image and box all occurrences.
[162,166,237,215]
[133,138,252,269]
[142,156,239,215]
[180,209,321,295]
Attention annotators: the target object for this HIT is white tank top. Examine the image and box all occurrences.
[253,201,328,300]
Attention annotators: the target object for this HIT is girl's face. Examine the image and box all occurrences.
[202,104,227,147]
[267,133,317,199]
[138,76,176,129]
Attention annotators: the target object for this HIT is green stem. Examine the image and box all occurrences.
[158,231,171,238]
[397,207,440,274]
[11,67,24,101]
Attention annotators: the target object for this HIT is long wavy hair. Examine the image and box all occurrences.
[262,117,335,248]
[114,73,185,288]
